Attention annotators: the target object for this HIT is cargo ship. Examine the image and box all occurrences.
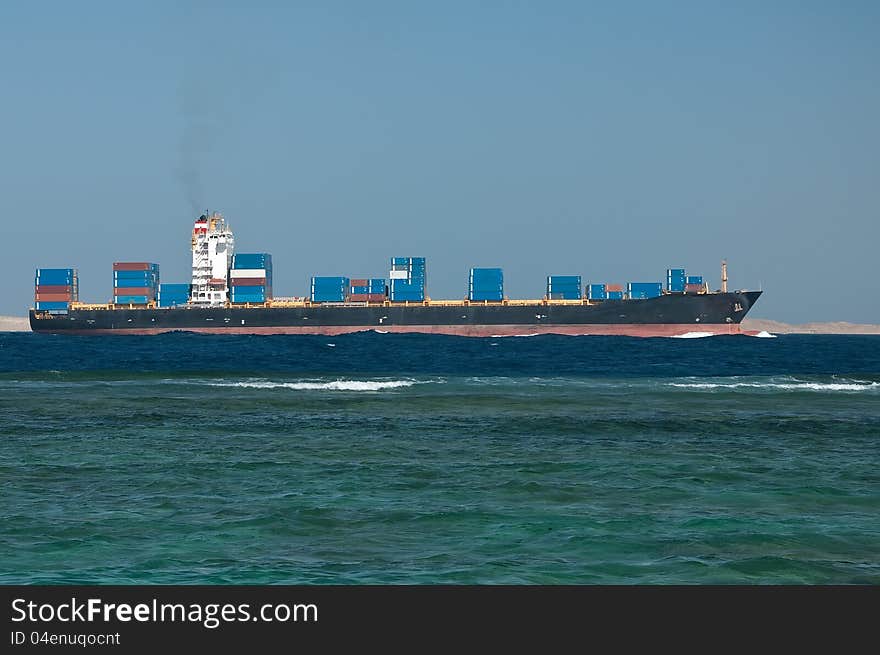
[29,212,762,337]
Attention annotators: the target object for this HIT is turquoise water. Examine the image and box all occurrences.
[1,332,878,583]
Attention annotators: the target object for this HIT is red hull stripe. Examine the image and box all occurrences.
[32,323,753,337]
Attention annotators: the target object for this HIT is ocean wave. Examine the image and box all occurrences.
[207,379,419,391]
[668,379,879,392]
[751,331,777,338]
[671,332,717,339]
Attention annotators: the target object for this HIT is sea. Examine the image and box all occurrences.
[1,331,878,584]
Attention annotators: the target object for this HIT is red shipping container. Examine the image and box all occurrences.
[34,285,74,294]
[35,293,73,302]
[348,293,368,302]
[111,286,153,295]
[349,278,368,287]
[367,294,386,302]
[113,262,152,271]
[230,278,266,287]
[685,283,704,293]
[606,284,623,292]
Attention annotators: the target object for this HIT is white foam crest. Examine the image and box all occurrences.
[209,379,418,391]
[751,331,777,338]
[671,331,717,339]
[668,380,879,392]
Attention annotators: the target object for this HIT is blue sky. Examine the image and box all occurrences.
[2,1,878,321]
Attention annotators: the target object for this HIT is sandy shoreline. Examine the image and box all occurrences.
[2,315,879,334]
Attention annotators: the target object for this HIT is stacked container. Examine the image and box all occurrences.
[587,284,607,300]
[606,284,624,300]
[389,257,426,302]
[627,282,663,299]
[311,276,349,303]
[158,283,191,308]
[230,253,273,304]
[686,275,703,285]
[469,268,504,302]
[547,275,582,300]
[666,268,686,292]
[34,268,79,312]
[349,278,386,302]
[113,263,159,305]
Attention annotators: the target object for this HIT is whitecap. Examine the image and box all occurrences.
[671,331,717,339]
[208,379,418,391]
[668,380,879,392]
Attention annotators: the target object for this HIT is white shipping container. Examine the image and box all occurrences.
[230,268,269,278]
[389,270,409,280]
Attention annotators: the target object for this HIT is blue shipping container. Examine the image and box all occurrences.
[687,276,703,284]
[114,269,158,279]
[627,282,662,299]
[114,279,159,289]
[36,268,76,276]
[311,276,349,286]
[470,268,503,278]
[232,285,268,295]
[160,283,190,293]
[666,268,686,292]
[35,269,77,285]
[469,291,504,301]
[390,283,423,293]
[391,256,425,266]
[35,301,70,310]
[233,253,272,269]
[547,275,581,285]
[607,291,624,300]
[588,284,607,300]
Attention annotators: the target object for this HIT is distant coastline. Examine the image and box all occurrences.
[741,318,880,335]
[2,315,879,334]
[0,316,29,331]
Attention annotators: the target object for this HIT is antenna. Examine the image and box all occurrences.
[721,259,728,293]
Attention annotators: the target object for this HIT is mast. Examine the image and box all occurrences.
[721,259,728,293]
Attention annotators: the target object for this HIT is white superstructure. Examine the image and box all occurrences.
[190,212,234,305]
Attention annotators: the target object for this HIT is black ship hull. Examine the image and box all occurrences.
[29,291,762,337]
